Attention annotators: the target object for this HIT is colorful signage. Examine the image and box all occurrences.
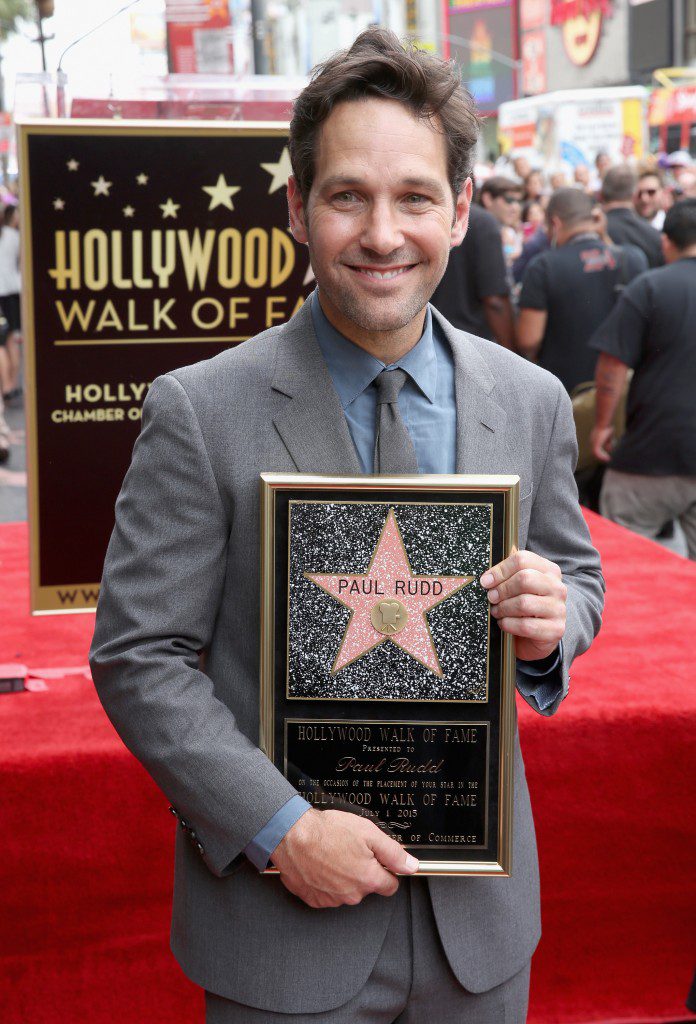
[550,0,613,66]
[165,0,233,73]
[521,31,547,95]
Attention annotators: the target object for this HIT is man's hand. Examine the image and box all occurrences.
[591,425,614,463]
[480,550,567,662]
[270,808,419,909]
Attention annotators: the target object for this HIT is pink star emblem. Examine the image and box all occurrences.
[306,509,474,677]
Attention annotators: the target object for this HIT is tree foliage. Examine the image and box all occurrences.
[0,0,32,42]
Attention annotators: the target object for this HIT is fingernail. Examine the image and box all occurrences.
[404,854,419,872]
[487,588,499,602]
[480,573,494,587]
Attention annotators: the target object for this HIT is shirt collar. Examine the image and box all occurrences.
[310,291,438,409]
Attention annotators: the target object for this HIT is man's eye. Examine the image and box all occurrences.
[334,192,357,203]
[405,194,428,205]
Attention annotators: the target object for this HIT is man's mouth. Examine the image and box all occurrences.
[347,265,415,280]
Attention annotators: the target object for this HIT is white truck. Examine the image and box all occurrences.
[497,86,648,170]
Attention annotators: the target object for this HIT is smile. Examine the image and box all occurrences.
[348,265,414,280]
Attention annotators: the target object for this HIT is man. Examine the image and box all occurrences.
[589,150,612,195]
[602,165,664,268]
[431,202,515,348]
[478,175,524,276]
[634,170,665,230]
[90,29,604,1023]
[478,175,524,229]
[573,164,592,193]
[516,188,647,394]
[590,199,696,560]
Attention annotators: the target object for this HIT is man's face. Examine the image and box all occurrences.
[485,190,522,227]
[596,153,611,177]
[287,98,470,350]
[574,164,590,187]
[634,176,662,219]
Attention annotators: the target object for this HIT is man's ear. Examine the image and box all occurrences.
[287,176,308,244]
[450,177,473,248]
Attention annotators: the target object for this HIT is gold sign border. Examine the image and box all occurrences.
[17,118,291,615]
[259,472,519,877]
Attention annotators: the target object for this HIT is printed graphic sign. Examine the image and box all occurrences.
[18,120,312,613]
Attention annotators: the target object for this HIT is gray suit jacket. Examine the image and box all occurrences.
[90,299,604,1013]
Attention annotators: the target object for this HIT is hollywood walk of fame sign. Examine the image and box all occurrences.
[17,119,314,613]
[260,473,519,876]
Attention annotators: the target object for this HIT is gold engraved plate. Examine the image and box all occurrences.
[371,598,408,635]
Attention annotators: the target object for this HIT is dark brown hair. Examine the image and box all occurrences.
[289,27,480,206]
[477,175,524,202]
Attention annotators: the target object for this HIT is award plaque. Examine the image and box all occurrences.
[260,474,519,876]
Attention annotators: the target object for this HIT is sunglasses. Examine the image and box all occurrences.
[500,194,522,204]
[637,188,658,197]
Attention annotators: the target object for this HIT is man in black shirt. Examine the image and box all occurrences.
[590,199,696,560]
[431,202,514,347]
[602,166,664,269]
[516,188,647,394]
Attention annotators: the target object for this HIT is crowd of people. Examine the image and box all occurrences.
[1,140,694,557]
[0,199,21,466]
[431,148,696,559]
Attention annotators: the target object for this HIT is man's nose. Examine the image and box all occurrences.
[360,201,405,255]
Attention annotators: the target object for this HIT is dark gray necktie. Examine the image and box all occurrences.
[373,368,419,474]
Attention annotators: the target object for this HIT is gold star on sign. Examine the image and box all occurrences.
[160,198,180,219]
[91,175,112,197]
[260,147,293,194]
[123,205,135,218]
[53,198,65,211]
[66,159,79,171]
[136,173,149,185]
[202,173,241,211]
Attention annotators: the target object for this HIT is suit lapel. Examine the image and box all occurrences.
[271,299,363,475]
[432,309,507,474]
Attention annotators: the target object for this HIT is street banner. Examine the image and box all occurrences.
[18,120,311,613]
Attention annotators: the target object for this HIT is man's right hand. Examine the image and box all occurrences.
[270,808,419,909]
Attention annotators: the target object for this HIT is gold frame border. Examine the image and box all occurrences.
[259,472,519,877]
[17,119,291,615]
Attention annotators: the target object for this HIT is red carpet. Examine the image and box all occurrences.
[1,515,695,1024]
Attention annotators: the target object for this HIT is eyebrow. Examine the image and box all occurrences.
[319,175,448,200]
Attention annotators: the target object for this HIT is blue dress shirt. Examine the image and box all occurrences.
[243,292,562,870]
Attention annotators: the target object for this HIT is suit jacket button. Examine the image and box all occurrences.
[169,806,179,818]
[196,842,204,855]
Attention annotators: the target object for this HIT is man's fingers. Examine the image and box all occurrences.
[491,594,561,620]
[367,827,419,875]
[480,550,560,591]
[497,615,564,642]
[486,568,565,604]
[370,867,401,898]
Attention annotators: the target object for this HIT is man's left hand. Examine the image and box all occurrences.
[480,550,567,662]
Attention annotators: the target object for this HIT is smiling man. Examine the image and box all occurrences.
[91,28,604,1024]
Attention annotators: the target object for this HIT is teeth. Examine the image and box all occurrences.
[358,267,410,280]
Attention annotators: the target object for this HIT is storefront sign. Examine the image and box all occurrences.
[550,0,612,66]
